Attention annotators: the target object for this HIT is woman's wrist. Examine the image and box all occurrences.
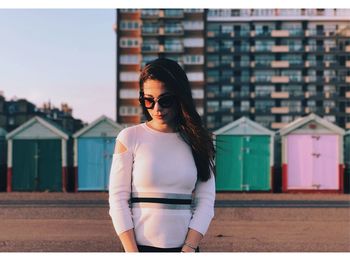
[181,242,197,252]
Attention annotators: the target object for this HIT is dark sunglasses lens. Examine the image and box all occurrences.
[143,98,155,109]
[158,96,174,108]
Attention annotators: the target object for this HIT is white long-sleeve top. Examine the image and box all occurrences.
[108,123,215,248]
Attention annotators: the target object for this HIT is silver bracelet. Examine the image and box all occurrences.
[183,242,197,251]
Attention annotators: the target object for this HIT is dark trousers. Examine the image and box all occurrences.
[137,245,200,252]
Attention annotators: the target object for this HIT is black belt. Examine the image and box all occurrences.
[130,197,192,205]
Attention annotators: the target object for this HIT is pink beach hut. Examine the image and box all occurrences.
[279,113,345,193]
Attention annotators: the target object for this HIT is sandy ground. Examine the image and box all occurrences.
[0,192,349,252]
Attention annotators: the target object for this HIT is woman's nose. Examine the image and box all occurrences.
[153,101,162,111]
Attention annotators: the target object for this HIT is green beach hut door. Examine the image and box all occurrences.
[12,140,61,191]
[216,136,243,191]
[242,136,270,191]
[215,135,270,191]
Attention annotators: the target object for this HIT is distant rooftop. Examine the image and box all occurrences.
[208,9,350,21]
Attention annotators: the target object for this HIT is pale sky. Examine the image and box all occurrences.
[0,9,116,124]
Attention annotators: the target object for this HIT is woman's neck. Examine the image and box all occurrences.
[146,121,177,133]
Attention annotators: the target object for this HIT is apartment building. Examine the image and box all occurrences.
[116,9,350,130]
[116,9,206,125]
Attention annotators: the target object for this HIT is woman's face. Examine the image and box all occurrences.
[142,79,178,128]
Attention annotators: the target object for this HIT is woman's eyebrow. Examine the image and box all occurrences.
[144,92,172,98]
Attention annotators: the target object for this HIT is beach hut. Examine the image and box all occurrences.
[73,115,123,191]
[213,117,275,192]
[0,128,7,191]
[279,113,345,193]
[345,130,350,193]
[6,116,70,192]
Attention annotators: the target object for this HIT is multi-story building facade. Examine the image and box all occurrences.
[115,9,350,131]
[116,9,206,125]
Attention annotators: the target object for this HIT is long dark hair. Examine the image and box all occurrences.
[139,58,215,182]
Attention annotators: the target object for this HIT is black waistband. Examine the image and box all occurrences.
[130,197,192,205]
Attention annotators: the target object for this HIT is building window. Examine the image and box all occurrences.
[120,55,140,65]
[142,23,159,34]
[281,100,302,112]
[8,117,15,125]
[281,85,303,96]
[120,106,141,116]
[164,22,183,34]
[255,115,275,128]
[184,55,204,65]
[192,89,204,99]
[207,101,219,113]
[222,115,233,123]
[255,55,274,66]
[207,85,220,98]
[120,20,141,30]
[184,38,204,47]
[183,21,204,30]
[141,9,159,17]
[120,89,139,99]
[164,39,183,52]
[240,101,250,112]
[142,39,159,52]
[120,72,139,82]
[256,100,275,113]
[120,38,141,48]
[207,70,219,83]
[255,40,274,51]
[281,22,303,36]
[256,85,275,97]
[222,100,233,109]
[187,72,204,82]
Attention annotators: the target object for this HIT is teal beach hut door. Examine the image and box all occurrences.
[242,136,270,191]
[78,138,114,190]
[215,135,270,191]
[216,135,243,190]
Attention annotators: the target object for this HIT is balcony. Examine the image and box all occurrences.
[271,30,290,37]
[164,26,184,35]
[271,46,289,52]
[346,92,350,98]
[346,46,350,52]
[164,45,184,53]
[141,10,160,19]
[271,107,289,114]
[141,26,160,35]
[346,107,350,114]
[271,92,289,99]
[271,61,289,68]
[142,44,161,53]
[346,77,350,83]
[207,61,219,68]
[346,61,350,68]
[271,122,288,129]
[271,76,289,83]
[164,10,184,18]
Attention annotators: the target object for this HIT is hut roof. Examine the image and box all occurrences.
[6,116,69,140]
[73,115,124,138]
[279,113,345,136]
[213,116,275,136]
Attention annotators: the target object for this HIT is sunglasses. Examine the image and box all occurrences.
[140,94,176,109]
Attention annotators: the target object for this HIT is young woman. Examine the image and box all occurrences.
[109,58,216,252]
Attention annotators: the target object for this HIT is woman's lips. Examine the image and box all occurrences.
[153,114,166,119]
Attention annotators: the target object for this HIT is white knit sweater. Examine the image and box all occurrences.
[108,123,215,248]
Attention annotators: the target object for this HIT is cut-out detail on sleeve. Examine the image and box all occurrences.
[115,140,128,154]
